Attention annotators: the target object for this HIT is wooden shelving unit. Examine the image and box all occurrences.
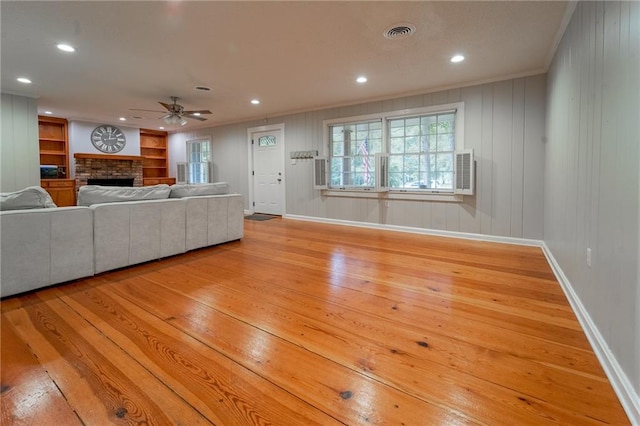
[140,128,175,186]
[38,116,69,178]
[38,116,76,206]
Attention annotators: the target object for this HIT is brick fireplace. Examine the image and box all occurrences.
[74,153,144,191]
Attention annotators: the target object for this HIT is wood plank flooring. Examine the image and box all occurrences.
[1,218,630,425]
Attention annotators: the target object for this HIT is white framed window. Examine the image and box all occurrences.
[388,111,455,190]
[320,103,468,197]
[186,138,211,184]
[329,119,382,189]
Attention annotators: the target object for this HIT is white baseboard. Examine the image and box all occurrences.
[540,242,640,425]
[284,214,542,246]
[283,214,640,424]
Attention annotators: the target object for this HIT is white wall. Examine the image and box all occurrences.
[545,0,639,416]
[0,94,39,192]
[169,122,249,196]
[68,120,141,178]
[171,74,547,239]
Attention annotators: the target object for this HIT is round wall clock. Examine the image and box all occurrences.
[90,125,127,153]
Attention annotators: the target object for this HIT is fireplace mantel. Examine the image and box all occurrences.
[74,153,143,161]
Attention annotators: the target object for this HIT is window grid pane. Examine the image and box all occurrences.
[187,140,211,184]
[329,120,382,188]
[388,112,455,190]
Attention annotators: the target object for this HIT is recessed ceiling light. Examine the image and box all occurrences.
[119,117,126,121]
[44,111,53,115]
[57,44,75,53]
[193,112,201,116]
[450,54,465,63]
[251,99,260,105]
[356,76,368,84]
[159,126,165,130]
[17,77,31,84]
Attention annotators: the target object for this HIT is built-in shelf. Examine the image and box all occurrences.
[40,150,67,156]
[38,116,73,205]
[140,128,170,183]
[38,116,69,176]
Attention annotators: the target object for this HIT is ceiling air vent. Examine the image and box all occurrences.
[383,23,416,40]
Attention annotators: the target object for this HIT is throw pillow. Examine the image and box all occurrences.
[169,182,231,198]
[77,184,171,206]
[0,186,57,211]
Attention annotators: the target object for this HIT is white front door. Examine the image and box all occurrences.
[251,128,284,215]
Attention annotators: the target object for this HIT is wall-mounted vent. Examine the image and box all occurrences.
[375,153,389,192]
[176,162,187,184]
[383,23,416,40]
[454,149,474,195]
[313,157,328,189]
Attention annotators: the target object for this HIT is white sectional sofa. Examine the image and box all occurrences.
[1,206,95,297]
[1,184,244,298]
[91,194,244,273]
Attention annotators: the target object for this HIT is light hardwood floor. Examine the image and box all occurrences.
[1,218,630,425]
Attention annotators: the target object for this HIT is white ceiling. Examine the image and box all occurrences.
[1,1,571,132]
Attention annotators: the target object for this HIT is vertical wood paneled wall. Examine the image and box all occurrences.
[290,77,547,240]
[545,0,639,402]
[0,93,39,192]
[171,74,547,239]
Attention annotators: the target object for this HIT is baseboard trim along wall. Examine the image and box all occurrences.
[284,214,640,424]
[284,214,542,247]
[540,242,640,425]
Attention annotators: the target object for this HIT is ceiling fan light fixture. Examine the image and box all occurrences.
[163,114,185,125]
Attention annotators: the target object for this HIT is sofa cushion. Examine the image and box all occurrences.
[0,186,57,210]
[77,184,171,206]
[169,182,230,198]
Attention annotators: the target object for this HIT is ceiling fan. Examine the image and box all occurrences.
[131,96,212,126]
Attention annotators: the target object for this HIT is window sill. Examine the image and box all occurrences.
[321,189,464,202]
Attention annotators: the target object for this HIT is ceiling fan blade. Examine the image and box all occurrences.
[183,110,212,115]
[130,108,166,113]
[158,102,172,110]
[184,114,207,121]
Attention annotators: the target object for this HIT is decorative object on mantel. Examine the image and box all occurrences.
[90,124,127,153]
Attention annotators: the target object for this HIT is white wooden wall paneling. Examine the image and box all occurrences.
[523,75,546,239]
[545,1,639,419]
[510,79,525,238]
[492,80,514,238]
[0,94,39,192]
[480,83,495,235]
